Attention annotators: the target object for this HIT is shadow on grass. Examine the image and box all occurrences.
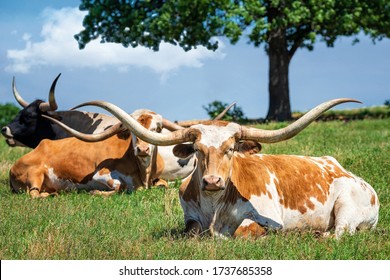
[152,225,216,241]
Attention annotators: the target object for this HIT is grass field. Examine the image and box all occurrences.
[0,119,389,260]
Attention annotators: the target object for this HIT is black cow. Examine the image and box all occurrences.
[1,74,118,148]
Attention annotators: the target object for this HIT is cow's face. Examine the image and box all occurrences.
[131,109,162,160]
[1,100,55,148]
[173,122,261,192]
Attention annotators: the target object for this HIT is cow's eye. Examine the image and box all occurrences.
[226,147,235,155]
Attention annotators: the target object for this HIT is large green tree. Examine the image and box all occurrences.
[75,0,389,121]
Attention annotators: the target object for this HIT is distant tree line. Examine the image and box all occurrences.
[0,101,388,131]
[204,100,390,123]
[0,103,19,128]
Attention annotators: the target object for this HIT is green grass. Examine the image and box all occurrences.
[292,105,390,120]
[0,119,389,260]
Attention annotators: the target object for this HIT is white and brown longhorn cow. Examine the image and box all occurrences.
[9,109,171,198]
[78,98,380,239]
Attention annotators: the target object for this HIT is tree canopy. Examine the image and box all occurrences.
[75,0,389,120]
[76,0,389,52]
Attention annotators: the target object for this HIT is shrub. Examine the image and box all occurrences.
[203,100,247,123]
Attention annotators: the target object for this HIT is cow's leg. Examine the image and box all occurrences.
[27,170,46,199]
[314,231,334,239]
[333,178,379,239]
[39,192,53,198]
[234,219,267,239]
[90,190,117,197]
[184,220,202,236]
[152,178,169,188]
[90,169,125,196]
[333,199,359,239]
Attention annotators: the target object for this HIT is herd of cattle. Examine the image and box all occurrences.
[1,74,379,239]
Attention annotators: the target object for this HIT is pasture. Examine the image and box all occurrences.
[0,119,389,260]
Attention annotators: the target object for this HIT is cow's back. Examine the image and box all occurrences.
[58,111,118,135]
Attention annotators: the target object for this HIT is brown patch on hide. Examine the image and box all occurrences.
[371,194,377,206]
[234,222,267,239]
[231,154,353,214]
[230,155,269,201]
[136,114,153,129]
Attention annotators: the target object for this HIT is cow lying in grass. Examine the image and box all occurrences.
[9,109,182,198]
[75,98,379,239]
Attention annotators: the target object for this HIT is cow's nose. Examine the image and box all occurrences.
[136,145,150,156]
[1,126,9,136]
[202,175,225,191]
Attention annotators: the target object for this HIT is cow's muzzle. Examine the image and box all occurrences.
[1,127,26,147]
[135,145,151,157]
[1,126,12,138]
[202,175,225,192]
[1,127,16,146]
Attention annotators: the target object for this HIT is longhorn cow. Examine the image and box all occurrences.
[9,109,175,198]
[1,74,119,148]
[76,99,379,239]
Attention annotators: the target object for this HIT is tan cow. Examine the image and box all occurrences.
[77,98,380,239]
[9,109,166,198]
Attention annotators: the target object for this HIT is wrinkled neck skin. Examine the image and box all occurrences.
[179,153,239,234]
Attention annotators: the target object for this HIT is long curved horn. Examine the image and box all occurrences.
[12,77,29,108]
[42,114,125,142]
[72,101,193,146]
[176,102,236,127]
[240,98,361,143]
[39,73,60,112]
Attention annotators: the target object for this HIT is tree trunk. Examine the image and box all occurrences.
[266,29,292,121]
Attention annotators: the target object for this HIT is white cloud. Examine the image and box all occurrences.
[5,7,225,75]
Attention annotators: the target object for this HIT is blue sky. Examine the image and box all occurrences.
[1,1,389,121]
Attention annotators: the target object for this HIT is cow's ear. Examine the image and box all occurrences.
[173,144,195,158]
[236,140,262,155]
[156,122,163,133]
